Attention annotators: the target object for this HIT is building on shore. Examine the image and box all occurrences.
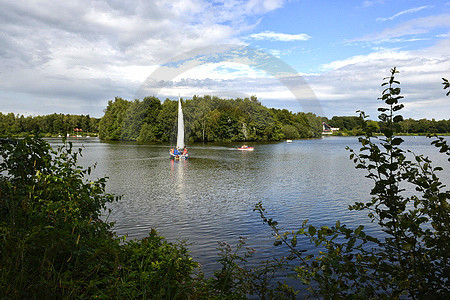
[322,122,340,135]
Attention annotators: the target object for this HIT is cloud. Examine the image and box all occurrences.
[362,0,384,8]
[310,38,450,119]
[351,14,450,43]
[321,49,413,70]
[0,0,287,117]
[247,31,311,41]
[376,5,432,22]
[135,44,322,114]
[133,35,450,120]
[0,0,448,121]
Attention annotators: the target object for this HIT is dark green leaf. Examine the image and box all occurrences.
[308,226,316,236]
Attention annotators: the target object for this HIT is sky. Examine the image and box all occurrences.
[0,0,449,120]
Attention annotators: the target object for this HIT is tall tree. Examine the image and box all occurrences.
[98,97,131,140]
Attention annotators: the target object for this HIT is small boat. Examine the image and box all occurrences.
[286,139,293,143]
[237,145,254,151]
[170,96,188,160]
[170,147,188,160]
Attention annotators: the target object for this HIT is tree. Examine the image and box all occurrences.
[121,100,144,141]
[98,97,131,140]
[282,125,300,139]
[154,99,178,142]
[138,96,162,142]
[329,116,361,131]
[189,96,214,142]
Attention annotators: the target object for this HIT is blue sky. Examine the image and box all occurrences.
[251,1,447,72]
[0,0,449,119]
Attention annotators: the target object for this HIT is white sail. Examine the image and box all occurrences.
[176,96,185,149]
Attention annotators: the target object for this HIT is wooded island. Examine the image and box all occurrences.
[0,95,448,139]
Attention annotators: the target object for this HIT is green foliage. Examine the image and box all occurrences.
[328,116,362,131]
[200,237,296,299]
[255,68,450,298]
[0,136,118,298]
[98,95,322,142]
[325,115,449,136]
[443,78,450,96]
[282,124,300,139]
[106,229,199,299]
[98,97,131,140]
[121,96,161,141]
[0,137,199,298]
[0,113,99,137]
[399,118,449,134]
[154,99,178,142]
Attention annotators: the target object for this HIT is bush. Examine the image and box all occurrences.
[0,137,198,298]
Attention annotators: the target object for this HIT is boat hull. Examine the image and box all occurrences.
[237,147,254,151]
[170,152,188,160]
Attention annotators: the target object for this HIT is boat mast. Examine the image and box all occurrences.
[176,95,185,149]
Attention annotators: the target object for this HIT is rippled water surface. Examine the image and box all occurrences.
[47,136,449,276]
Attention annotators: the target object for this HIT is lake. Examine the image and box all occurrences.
[47,136,449,278]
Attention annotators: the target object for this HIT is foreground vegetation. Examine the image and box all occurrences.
[1,69,448,299]
[0,137,200,298]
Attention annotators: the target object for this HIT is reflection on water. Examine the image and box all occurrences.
[46,136,449,277]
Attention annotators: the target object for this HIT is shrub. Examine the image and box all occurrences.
[0,137,198,298]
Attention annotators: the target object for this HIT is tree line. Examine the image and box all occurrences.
[1,98,447,140]
[98,95,324,142]
[0,112,99,137]
[96,96,450,141]
[327,115,449,135]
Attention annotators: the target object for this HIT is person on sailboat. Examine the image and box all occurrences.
[182,148,188,155]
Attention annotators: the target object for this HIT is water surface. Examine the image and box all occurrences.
[47,136,449,276]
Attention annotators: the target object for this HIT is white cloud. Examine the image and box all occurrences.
[376,5,432,22]
[309,38,450,119]
[321,49,413,70]
[117,37,450,120]
[248,31,311,41]
[352,14,450,43]
[437,32,450,38]
[362,0,384,8]
[0,0,448,121]
[0,0,287,116]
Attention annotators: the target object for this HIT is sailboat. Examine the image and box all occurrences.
[169,96,188,160]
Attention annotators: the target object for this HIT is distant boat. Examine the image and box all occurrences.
[286,139,293,143]
[237,145,254,151]
[170,96,188,160]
